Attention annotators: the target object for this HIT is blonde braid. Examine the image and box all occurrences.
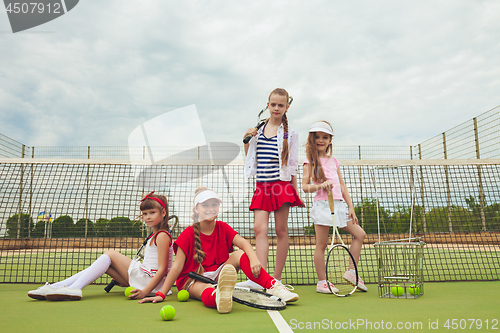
[281,112,289,166]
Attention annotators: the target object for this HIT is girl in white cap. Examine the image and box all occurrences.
[139,187,298,313]
[241,88,303,290]
[302,121,367,293]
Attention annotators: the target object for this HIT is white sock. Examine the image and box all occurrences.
[68,254,112,290]
[318,280,326,285]
[51,271,85,289]
[349,269,356,274]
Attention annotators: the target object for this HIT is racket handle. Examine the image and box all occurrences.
[243,134,253,144]
[327,191,335,214]
[243,121,267,144]
[104,280,118,293]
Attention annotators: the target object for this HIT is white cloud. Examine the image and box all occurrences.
[0,0,499,149]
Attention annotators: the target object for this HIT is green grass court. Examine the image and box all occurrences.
[3,281,499,332]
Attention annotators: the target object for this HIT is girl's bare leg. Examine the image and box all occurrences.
[313,225,330,281]
[273,203,290,280]
[253,210,270,270]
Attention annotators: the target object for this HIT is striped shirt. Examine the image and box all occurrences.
[256,133,280,182]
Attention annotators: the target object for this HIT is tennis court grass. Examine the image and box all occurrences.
[4,281,499,332]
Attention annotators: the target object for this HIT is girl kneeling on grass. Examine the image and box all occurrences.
[28,192,173,301]
[302,121,367,294]
[139,186,299,313]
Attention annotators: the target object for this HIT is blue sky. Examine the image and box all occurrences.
[1,0,499,148]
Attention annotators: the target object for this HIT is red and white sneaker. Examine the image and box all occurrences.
[343,270,368,292]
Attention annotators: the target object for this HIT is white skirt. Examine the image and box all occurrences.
[310,200,350,228]
[128,259,171,296]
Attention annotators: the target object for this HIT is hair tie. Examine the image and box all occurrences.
[140,191,166,211]
[283,132,289,139]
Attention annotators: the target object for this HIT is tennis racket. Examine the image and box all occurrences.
[188,272,286,310]
[325,191,359,297]
[104,215,179,293]
[242,96,293,144]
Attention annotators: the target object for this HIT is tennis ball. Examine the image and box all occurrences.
[409,284,421,296]
[391,285,404,297]
[160,305,176,321]
[177,290,189,302]
[124,286,135,298]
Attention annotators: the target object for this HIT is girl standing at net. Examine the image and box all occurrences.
[240,88,303,289]
[28,192,174,301]
[302,121,367,293]
[139,187,298,313]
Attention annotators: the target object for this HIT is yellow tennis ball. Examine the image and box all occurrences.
[177,290,189,302]
[124,286,135,298]
[391,285,404,297]
[160,305,176,321]
[409,284,421,295]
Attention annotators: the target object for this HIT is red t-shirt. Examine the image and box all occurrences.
[174,220,238,289]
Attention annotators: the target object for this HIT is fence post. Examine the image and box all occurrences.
[358,145,363,227]
[28,147,34,238]
[85,146,90,238]
[443,133,453,232]
[17,145,26,239]
[410,146,415,234]
[418,144,427,232]
[473,117,486,231]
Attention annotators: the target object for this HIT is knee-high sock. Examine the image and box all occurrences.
[201,287,216,308]
[68,254,112,290]
[50,271,85,289]
[239,253,275,289]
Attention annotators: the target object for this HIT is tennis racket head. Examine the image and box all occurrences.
[187,272,286,310]
[326,244,358,297]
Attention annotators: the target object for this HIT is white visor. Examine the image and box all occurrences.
[194,190,222,206]
[308,122,333,136]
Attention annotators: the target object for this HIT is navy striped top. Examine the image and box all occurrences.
[256,133,280,182]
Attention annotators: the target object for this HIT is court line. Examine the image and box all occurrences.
[268,310,294,333]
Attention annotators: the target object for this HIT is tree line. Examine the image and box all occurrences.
[4,215,144,238]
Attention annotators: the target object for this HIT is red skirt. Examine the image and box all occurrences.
[249,181,303,212]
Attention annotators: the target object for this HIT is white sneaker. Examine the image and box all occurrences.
[267,280,299,303]
[45,286,82,301]
[216,264,237,314]
[235,279,264,291]
[28,283,56,300]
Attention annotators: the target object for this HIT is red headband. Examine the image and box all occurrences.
[140,191,166,211]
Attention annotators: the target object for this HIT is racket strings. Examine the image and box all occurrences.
[326,245,357,296]
[232,289,285,310]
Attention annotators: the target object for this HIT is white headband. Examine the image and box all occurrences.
[194,190,222,206]
[308,122,333,136]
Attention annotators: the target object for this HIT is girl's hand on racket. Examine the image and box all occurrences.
[138,295,164,304]
[244,128,258,141]
[321,181,333,192]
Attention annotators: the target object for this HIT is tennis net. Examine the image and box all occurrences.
[0,158,499,285]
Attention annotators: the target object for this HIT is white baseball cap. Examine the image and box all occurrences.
[308,121,333,135]
[194,190,222,206]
